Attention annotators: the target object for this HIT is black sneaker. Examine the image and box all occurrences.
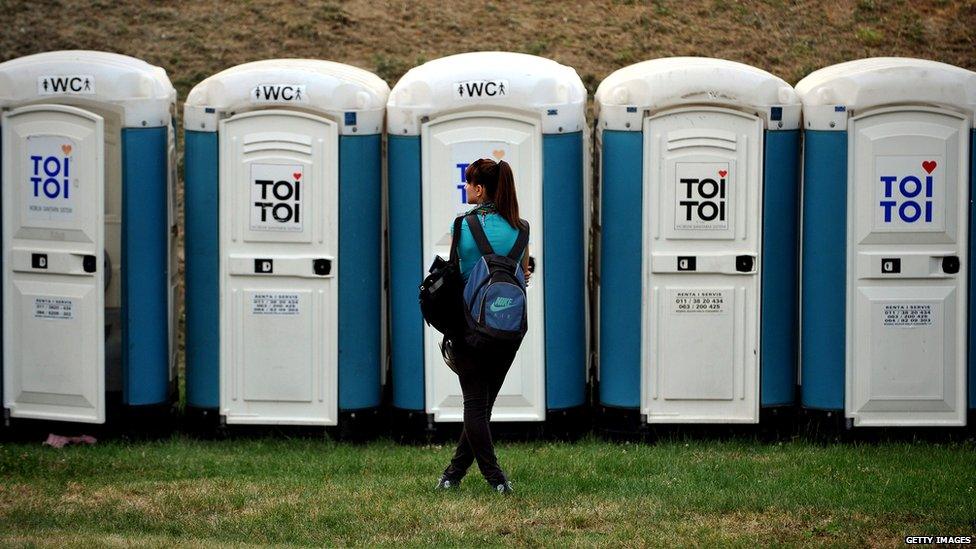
[493,481,514,495]
[435,476,461,491]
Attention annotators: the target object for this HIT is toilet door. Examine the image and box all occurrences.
[219,110,338,425]
[847,107,968,427]
[2,104,105,423]
[422,111,545,422]
[642,107,763,423]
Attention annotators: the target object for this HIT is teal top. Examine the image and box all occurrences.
[451,204,524,280]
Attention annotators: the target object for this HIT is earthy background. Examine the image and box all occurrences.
[2,0,975,102]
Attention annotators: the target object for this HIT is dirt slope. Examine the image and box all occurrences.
[2,0,974,99]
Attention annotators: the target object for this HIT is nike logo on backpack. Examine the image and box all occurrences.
[489,297,516,313]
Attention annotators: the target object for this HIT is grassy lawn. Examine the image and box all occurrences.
[0,436,974,547]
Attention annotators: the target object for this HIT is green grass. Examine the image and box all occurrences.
[1,436,974,547]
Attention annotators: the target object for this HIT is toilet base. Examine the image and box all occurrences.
[596,403,798,441]
[1,390,177,443]
[390,406,590,443]
[183,405,385,441]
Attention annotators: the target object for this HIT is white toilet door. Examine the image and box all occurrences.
[846,107,969,427]
[641,107,763,424]
[219,110,338,425]
[421,111,545,422]
[2,104,106,423]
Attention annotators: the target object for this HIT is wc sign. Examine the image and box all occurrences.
[454,80,509,99]
[874,156,944,231]
[250,83,308,104]
[250,163,304,232]
[37,74,95,95]
[24,136,77,221]
[674,162,730,230]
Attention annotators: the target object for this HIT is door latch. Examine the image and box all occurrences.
[31,253,48,269]
[942,255,960,274]
[83,255,97,273]
[254,259,273,274]
[677,256,697,271]
[313,258,332,276]
[735,255,754,273]
[881,258,901,274]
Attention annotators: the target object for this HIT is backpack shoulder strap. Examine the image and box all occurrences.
[507,219,529,261]
[448,215,464,265]
[465,213,495,256]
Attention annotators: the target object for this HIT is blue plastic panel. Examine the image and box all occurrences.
[338,134,382,410]
[598,130,643,409]
[183,130,220,410]
[760,130,800,407]
[121,127,170,406]
[800,130,848,411]
[388,135,425,411]
[542,132,586,410]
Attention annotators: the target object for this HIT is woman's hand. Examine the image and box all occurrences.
[523,245,532,284]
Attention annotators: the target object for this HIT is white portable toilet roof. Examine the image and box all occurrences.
[387,52,587,136]
[184,59,390,135]
[595,57,801,131]
[796,57,976,130]
[0,50,175,128]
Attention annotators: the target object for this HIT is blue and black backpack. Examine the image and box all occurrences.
[461,213,530,350]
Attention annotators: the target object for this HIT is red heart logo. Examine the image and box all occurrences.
[718,170,727,178]
[61,144,72,155]
[922,161,936,174]
[293,172,302,180]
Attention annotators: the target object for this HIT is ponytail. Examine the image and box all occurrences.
[463,158,521,228]
[493,160,520,228]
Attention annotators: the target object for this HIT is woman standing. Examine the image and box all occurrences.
[436,158,531,495]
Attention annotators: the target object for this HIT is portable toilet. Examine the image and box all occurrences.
[595,58,801,426]
[386,52,588,428]
[0,51,178,425]
[183,60,389,427]
[797,58,976,427]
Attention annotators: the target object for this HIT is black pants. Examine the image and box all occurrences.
[441,338,517,486]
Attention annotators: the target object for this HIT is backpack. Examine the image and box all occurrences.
[418,215,465,337]
[461,213,530,350]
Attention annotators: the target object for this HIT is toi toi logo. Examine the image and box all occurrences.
[879,161,937,223]
[253,173,302,223]
[678,171,727,223]
[29,153,71,199]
